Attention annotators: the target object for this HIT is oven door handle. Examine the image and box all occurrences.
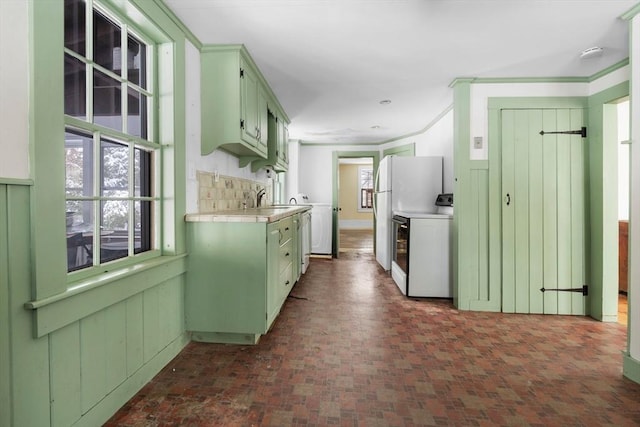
[392,217,408,227]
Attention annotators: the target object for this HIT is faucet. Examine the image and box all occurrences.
[257,188,266,207]
[289,197,297,205]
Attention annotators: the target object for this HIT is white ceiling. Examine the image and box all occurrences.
[164,0,636,144]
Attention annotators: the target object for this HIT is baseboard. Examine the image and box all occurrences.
[338,219,373,230]
[623,351,640,385]
[74,331,191,427]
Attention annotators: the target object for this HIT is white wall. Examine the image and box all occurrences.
[381,108,454,193]
[298,144,379,204]
[298,108,454,204]
[468,67,630,161]
[0,0,30,179]
[184,41,271,213]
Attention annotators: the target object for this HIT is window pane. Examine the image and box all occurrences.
[64,0,85,55]
[67,200,94,272]
[64,54,86,119]
[65,130,93,197]
[94,69,122,132]
[134,200,152,254]
[134,148,152,197]
[101,201,129,263]
[127,88,147,138]
[127,34,146,89]
[101,139,128,197]
[93,9,121,74]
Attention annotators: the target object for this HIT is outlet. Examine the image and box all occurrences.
[474,136,483,149]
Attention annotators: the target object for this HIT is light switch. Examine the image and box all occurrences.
[474,136,483,149]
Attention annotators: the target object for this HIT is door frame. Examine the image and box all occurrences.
[331,151,380,258]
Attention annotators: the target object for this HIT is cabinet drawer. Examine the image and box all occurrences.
[279,262,293,293]
[279,240,293,272]
[278,217,293,244]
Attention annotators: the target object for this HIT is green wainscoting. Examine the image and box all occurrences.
[1,183,189,426]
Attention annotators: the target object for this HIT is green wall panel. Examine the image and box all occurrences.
[4,184,51,426]
[50,322,82,426]
[0,185,10,427]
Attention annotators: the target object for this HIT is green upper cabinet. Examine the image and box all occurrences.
[200,45,286,158]
[250,108,290,172]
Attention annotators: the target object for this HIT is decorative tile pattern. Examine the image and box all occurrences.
[197,171,271,213]
[106,253,640,426]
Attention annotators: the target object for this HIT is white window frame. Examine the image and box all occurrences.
[358,165,374,212]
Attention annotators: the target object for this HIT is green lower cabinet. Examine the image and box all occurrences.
[185,216,297,344]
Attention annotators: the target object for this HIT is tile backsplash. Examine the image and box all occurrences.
[197,171,271,212]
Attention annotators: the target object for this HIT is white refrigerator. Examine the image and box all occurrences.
[374,156,443,271]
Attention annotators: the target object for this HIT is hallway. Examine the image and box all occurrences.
[107,252,640,426]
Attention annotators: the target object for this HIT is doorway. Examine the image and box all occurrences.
[338,158,375,254]
[608,98,630,325]
[332,151,380,258]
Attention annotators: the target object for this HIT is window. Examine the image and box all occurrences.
[359,166,374,210]
[64,0,156,272]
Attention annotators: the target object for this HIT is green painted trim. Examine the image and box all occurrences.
[0,178,33,186]
[27,255,187,337]
[488,97,588,110]
[621,3,640,20]
[589,58,630,82]
[382,143,415,157]
[73,331,190,427]
[451,79,472,309]
[451,60,629,86]
[151,0,202,49]
[0,186,11,427]
[30,0,68,299]
[470,160,489,170]
[587,81,630,322]
[449,77,475,88]
[623,352,640,383]
[332,151,380,257]
[473,76,589,84]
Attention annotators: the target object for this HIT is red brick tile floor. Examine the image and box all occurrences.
[106,249,640,426]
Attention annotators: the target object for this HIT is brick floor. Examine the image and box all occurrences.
[106,253,640,426]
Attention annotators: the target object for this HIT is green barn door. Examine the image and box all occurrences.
[501,108,587,315]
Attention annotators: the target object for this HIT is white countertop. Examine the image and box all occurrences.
[185,205,312,223]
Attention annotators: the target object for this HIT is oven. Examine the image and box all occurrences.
[390,209,453,298]
[391,215,410,294]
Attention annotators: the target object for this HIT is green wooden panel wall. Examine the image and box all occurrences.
[1,184,51,426]
[0,185,10,427]
[2,183,188,427]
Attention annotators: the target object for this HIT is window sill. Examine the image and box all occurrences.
[25,254,187,337]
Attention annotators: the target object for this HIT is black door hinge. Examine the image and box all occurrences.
[240,119,245,129]
[540,285,588,296]
[240,68,244,78]
[539,127,587,138]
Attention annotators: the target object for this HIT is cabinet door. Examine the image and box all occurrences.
[257,88,269,154]
[266,224,281,328]
[240,60,259,146]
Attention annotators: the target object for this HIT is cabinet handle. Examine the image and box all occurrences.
[285,252,290,257]
[285,280,290,285]
[285,227,289,231]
